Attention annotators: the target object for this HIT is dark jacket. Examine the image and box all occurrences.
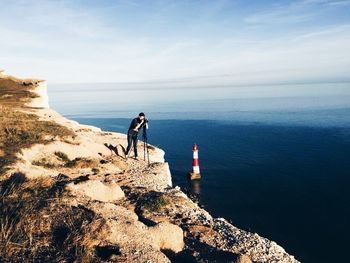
[128,117,146,135]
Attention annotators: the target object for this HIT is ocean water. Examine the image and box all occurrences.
[49,83,350,263]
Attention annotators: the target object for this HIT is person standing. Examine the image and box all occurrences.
[125,112,148,159]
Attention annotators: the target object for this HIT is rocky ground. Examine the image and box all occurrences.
[0,71,300,262]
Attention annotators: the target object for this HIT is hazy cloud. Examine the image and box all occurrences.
[0,0,349,86]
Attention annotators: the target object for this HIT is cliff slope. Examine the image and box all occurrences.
[0,71,300,263]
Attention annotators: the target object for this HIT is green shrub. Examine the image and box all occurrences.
[54,151,70,162]
[139,192,170,212]
[91,167,100,174]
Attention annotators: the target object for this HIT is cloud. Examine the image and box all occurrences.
[303,0,350,6]
[243,1,315,25]
[0,0,349,86]
[244,0,350,26]
[244,9,313,25]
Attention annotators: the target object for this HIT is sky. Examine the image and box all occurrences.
[0,0,350,86]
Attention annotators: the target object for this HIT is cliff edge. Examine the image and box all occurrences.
[0,71,300,263]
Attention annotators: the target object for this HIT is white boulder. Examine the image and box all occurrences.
[67,180,124,202]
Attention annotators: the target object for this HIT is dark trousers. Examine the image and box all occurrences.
[125,131,138,157]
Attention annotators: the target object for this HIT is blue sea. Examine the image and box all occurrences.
[49,82,350,263]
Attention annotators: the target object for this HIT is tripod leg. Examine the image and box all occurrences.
[147,147,150,165]
[146,138,150,165]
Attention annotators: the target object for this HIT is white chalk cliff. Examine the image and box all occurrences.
[26,80,50,108]
[1,72,300,263]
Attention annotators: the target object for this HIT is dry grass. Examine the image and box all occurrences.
[32,158,58,169]
[0,77,112,262]
[0,106,75,174]
[65,158,99,169]
[91,167,100,174]
[0,76,40,107]
[32,152,70,169]
[138,192,171,213]
[0,173,103,263]
[1,76,76,174]
[31,154,99,171]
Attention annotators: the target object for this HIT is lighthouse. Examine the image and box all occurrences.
[190,143,201,180]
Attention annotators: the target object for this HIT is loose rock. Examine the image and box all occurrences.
[67,179,124,202]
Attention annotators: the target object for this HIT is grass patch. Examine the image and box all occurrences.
[0,76,106,261]
[0,173,101,262]
[138,192,171,213]
[0,106,75,175]
[31,155,98,171]
[0,76,76,175]
[0,76,39,106]
[54,151,70,162]
[65,158,98,169]
[91,167,100,174]
[32,158,57,169]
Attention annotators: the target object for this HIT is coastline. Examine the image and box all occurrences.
[0,72,300,262]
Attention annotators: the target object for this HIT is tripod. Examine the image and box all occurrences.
[142,126,150,165]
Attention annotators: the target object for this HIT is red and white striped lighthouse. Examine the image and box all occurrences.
[190,143,201,180]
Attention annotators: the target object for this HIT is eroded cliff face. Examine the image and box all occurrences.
[25,80,49,108]
[0,72,300,263]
